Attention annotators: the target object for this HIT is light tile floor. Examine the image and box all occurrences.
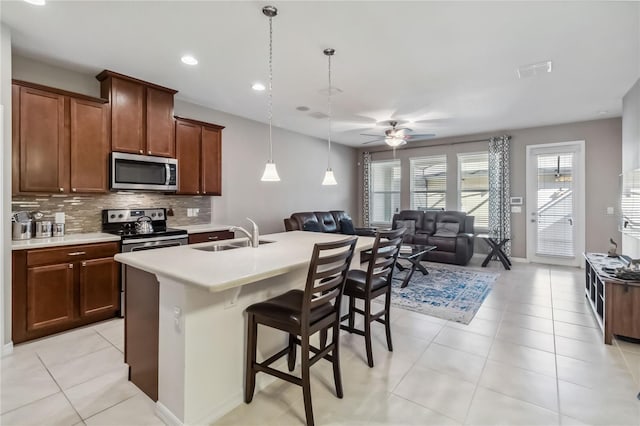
[1,260,639,425]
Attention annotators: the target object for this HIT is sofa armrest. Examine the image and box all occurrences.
[455,233,475,265]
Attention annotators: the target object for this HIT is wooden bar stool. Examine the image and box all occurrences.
[244,236,357,426]
[340,228,404,367]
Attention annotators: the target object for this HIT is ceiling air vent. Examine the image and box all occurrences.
[517,60,553,79]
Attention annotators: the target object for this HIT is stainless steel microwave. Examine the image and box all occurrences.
[110,152,178,191]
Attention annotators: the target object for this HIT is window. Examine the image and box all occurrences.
[458,152,489,229]
[369,159,401,224]
[410,155,447,211]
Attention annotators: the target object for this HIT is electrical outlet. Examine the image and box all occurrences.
[607,207,614,215]
[194,208,200,216]
[187,208,194,217]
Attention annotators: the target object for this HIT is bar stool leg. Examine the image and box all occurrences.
[348,296,355,331]
[300,334,315,426]
[384,292,393,352]
[331,322,343,398]
[319,329,327,350]
[244,313,257,403]
[364,301,374,368]
[287,333,296,372]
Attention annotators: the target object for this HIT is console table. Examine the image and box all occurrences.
[584,253,640,344]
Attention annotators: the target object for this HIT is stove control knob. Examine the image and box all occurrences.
[118,214,124,219]
[151,213,156,217]
[158,213,163,218]
[110,214,115,219]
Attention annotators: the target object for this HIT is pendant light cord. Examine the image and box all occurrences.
[327,53,332,169]
[268,15,274,163]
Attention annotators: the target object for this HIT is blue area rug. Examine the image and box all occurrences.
[383,262,499,324]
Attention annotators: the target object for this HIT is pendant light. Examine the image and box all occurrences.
[322,48,337,186]
[260,5,281,182]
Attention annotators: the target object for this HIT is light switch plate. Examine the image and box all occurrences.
[511,206,522,213]
[607,207,614,215]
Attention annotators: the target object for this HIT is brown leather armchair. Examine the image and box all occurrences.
[392,210,475,265]
[284,211,376,236]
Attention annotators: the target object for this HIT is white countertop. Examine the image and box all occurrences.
[11,232,121,250]
[115,231,375,292]
[173,224,233,234]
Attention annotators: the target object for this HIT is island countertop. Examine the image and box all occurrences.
[115,231,375,292]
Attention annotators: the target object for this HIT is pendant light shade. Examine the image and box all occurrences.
[260,5,280,182]
[261,162,280,181]
[322,48,337,186]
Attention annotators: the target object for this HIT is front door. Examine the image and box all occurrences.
[526,141,585,267]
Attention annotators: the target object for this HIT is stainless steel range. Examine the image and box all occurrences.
[102,208,188,316]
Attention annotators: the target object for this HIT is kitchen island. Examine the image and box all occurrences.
[114,230,375,426]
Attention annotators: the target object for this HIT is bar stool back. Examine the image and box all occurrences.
[244,236,358,426]
[341,228,405,367]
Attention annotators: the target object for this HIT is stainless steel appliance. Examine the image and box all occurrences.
[12,219,32,240]
[35,221,53,238]
[110,152,178,191]
[102,208,188,317]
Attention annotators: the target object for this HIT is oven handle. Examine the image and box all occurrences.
[129,241,185,252]
[121,234,188,244]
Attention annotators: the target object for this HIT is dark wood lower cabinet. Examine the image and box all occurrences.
[13,242,120,343]
[188,230,234,244]
[26,263,74,332]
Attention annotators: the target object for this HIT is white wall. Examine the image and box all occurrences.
[1,25,12,350]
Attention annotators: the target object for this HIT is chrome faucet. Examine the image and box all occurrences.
[230,218,260,248]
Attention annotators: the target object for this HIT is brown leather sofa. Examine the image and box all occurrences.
[392,210,475,265]
[284,211,376,236]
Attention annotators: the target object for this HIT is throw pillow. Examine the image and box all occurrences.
[303,221,322,232]
[395,219,416,235]
[339,218,356,235]
[433,222,459,237]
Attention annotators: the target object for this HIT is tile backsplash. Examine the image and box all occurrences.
[11,193,211,233]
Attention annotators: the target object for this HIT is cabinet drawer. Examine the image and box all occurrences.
[188,231,234,244]
[27,242,119,267]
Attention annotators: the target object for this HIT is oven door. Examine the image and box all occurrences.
[111,152,178,191]
[120,236,188,317]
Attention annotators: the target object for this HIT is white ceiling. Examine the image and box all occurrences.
[2,1,638,147]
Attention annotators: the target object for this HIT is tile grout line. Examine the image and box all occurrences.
[36,352,84,423]
[79,393,140,422]
[549,267,563,422]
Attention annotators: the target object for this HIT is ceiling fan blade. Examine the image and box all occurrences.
[360,133,384,137]
[361,138,384,145]
[407,133,436,139]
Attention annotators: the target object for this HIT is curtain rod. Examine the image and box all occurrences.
[364,138,491,153]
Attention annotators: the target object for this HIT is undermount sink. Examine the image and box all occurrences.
[192,240,274,252]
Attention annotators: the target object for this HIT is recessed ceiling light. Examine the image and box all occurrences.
[517,60,553,79]
[251,82,266,91]
[181,55,198,66]
[598,110,609,115]
[24,0,46,5]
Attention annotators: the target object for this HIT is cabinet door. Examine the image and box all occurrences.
[70,98,109,193]
[27,263,74,331]
[201,126,222,196]
[175,120,201,195]
[110,77,145,154]
[188,230,234,244]
[146,87,175,157]
[18,86,67,193]
[79,257,119,317]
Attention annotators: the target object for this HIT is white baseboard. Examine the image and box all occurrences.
[156,402,183,426]
[510,257,529,263]
[2,342,13,357]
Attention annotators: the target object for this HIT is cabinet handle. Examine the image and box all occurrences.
[196,191,200,194]
[139,150,143,154]
[82,261,87,267]
[203,191,206,195]
[68,264,73,269]
[68,251,86,256]
[208,236,219,241]
[59,188,64,192]
[148,150,152,155]
[72,188,77,192]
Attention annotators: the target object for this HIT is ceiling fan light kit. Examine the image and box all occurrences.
[260,5,281,182]
[361,120,435,147]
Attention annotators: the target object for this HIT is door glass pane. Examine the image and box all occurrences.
[370,160,401,224]
[536,153,574,257]
[410,155,447,210]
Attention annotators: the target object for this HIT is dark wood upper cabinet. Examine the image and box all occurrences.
[201,126,222,196]
[97,70,177,158]
[12,80,109,195]
[70,97,109,193]
[174,117,224,196]
[146,87,175,157]
[175,119,202,195]
[17,85,66,193]
[106,76,145,154]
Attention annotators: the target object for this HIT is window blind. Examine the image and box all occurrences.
[410,155,447,210]
[535,153,574,257]
[370,160,401,224]
[459,152,489,228]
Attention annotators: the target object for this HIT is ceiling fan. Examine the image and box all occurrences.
[361,120,436,147]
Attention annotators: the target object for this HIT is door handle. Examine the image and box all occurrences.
[208,236,219,241]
